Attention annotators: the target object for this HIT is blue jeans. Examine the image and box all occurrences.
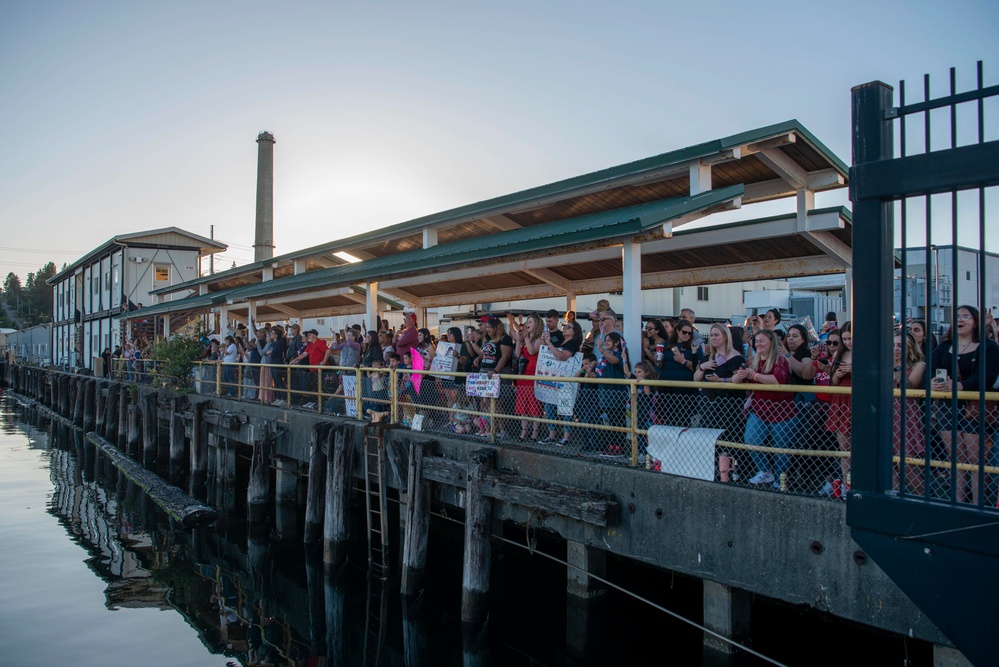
[744,412,796,476]
[544,401,570,437]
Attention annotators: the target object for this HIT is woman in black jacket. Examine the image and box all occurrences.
[930,305,999,504]
[657,320,703,427]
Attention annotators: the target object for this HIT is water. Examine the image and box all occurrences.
[0,398,932,666]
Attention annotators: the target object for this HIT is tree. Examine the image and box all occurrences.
[4,272,21,300]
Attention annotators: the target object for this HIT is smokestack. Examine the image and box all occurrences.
[253,131,276,262]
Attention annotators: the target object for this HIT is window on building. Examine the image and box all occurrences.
[697,286,710,301]
[316,319,325,325]
[966,271,971,280]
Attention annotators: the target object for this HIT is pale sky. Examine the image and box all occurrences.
[1,1,996,279]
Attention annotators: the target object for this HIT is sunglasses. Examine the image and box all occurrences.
[828,341,840,346]
[600,317,615,322]
[678,329,692,335]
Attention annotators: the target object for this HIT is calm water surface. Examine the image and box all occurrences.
[0,398,930,666]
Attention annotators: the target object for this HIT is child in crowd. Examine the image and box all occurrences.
[364,359,387,415]
[449,385,475,434]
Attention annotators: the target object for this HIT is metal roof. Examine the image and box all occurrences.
[151,119,847,297]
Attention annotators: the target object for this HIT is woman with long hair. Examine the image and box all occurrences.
[694,324,746,436]
[825,322,853,483]
[479,316,515,436]
[642,319,669,367]
[657,320,702,427]
[513,314,544,441]
[893,331,927,495]
[930,305,999,503]
[732,329,797,489]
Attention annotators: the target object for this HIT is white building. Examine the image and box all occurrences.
[47,228,226,370]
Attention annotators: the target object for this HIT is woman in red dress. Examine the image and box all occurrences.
[514,314,544,441]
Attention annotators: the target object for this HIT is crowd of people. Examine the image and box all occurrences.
[157,300,999,500]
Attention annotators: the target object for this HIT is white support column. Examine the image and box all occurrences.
[796,188,815,230]
[565,293,577,319]
[219,306,229,337]
[689,161,712,196]
[262,266,274,281]
[423,227,438,249]
[672,287,683,318]
[247,302,257,329]
[418,306,429,329]
[294,259,307,275]
[163,315,170,339]
[366,281,380,331]
[622,240,643,360]
[844,268,853,321]
[200,284,209,296]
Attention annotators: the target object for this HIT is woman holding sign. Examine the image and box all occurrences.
[480,315,515,437]
[540,319,583,446]
[514,314,545,441]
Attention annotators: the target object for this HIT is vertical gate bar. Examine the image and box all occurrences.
[850,80,895,496]
[975,61,988,507]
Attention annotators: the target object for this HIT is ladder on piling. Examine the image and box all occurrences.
[363,423,390,578]
[363,575,389,667]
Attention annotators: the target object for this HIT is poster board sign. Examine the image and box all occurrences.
[534,345,583,416]
[410,351,424,394]
[430,342,458,378]
[466,373,501,398]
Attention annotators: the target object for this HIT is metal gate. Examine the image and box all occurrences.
[848,61,999,666]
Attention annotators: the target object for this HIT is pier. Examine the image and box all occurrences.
[0,361,956,660]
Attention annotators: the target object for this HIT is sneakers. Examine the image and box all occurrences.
[272,399,287,407]
[302,401,317,409]
[537,435,555,445]
[749,471,775,485]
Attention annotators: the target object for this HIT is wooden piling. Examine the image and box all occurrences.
[61,375,71,418]
[105,383,119,440]
[126,403,141,457]
[169,397,186,477]
[324,426,352,568]
[461,449,495,626]
[142,392,157,465]
[95,381,106,434]
[82,379,96,433]
[248,425,272,525]
[190,400,208,480]
[401,439,429,597]
[72,378,85,426]
[304,423,327,545]
[117,385,129,448]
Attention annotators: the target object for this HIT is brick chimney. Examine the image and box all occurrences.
[253,131,275,262]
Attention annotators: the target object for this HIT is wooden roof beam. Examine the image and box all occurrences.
[422,285,566,309]
[523,267,572,291]
[803,231,852,267]
[742,133,797,155]
[756,147,808,190]
[379,287,424,308]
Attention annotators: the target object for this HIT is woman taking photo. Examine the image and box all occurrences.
[732,329,796,489]
[825,322,853,485]
[930,305,999,504]
[539,319,582,446]
[513,314,544,441]
[657,320,703,427]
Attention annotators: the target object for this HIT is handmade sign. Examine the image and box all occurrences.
[465,373,501,398]
[534,345,583,416]
[430,342,458,378]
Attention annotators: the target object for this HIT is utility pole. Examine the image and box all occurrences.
[210,225,215,275]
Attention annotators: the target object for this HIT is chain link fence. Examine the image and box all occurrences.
[186,362,999,503]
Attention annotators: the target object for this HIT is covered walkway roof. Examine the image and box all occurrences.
[131,119,851,326]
